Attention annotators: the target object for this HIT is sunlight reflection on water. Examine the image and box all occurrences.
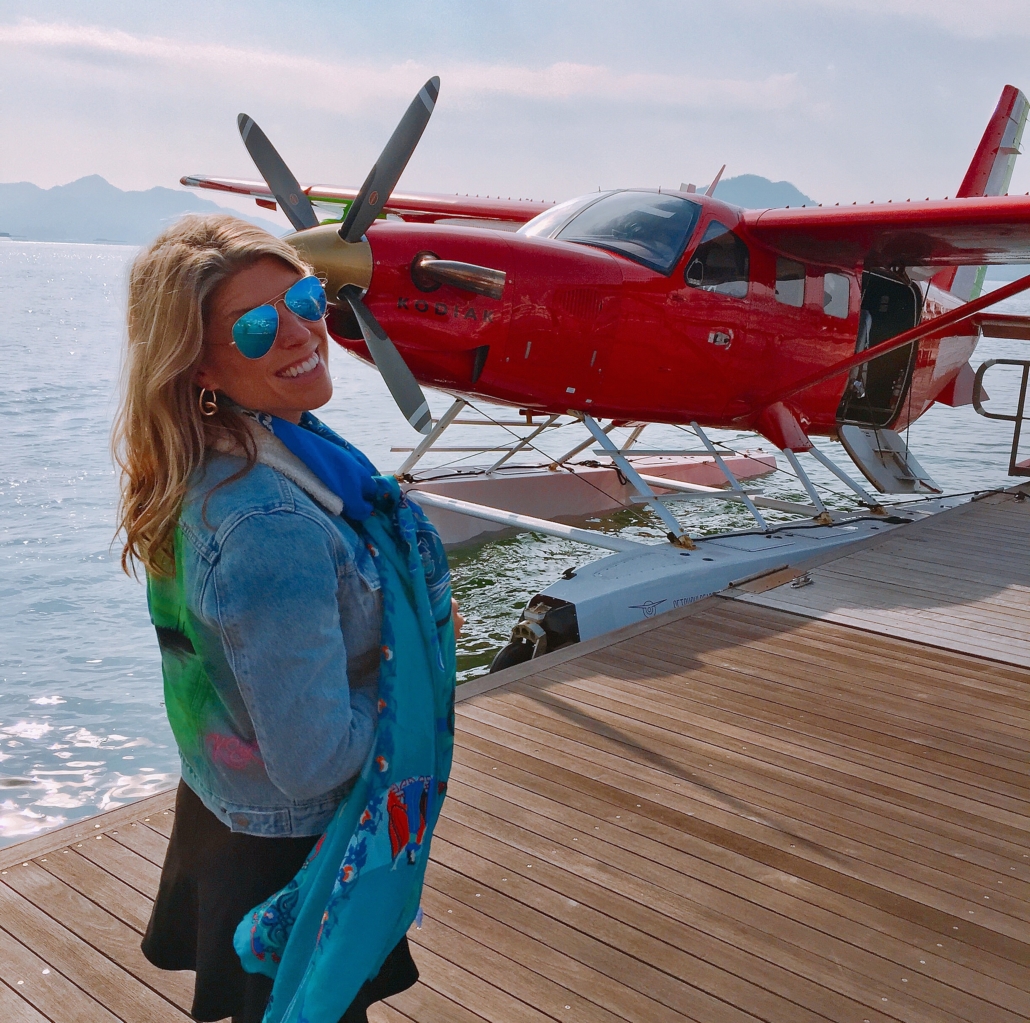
[1,240,1026,845]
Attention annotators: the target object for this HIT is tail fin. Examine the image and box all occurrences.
[933,85,1029,300]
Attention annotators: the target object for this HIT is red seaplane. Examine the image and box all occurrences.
[184,80,1030,457]
[184,80,1030,660]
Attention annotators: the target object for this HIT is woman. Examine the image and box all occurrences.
[114,214,456,1023]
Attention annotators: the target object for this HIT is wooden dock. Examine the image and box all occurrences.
[1,489,1028,1022]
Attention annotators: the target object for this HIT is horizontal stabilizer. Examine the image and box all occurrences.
[975,312,1030,340]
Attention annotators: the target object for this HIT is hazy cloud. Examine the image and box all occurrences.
[0,20,802,112]
[799,0,1030,38]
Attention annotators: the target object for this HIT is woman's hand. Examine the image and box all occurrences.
[451,597,465,638]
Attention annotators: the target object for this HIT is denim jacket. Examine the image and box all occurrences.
[148,425,382,837]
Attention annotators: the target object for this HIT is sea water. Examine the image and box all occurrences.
[2,240,1027,845]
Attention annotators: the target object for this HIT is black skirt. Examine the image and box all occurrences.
[142,780,418,1023]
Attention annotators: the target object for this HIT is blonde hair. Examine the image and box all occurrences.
[114,214,310,577]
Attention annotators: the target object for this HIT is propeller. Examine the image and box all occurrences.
[236,78,442,435]
[237,115,319,231]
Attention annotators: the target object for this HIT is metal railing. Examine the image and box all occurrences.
[973,359,1030,477]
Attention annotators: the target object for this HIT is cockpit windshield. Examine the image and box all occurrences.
[555,190,702,274]
[518,193,611,239]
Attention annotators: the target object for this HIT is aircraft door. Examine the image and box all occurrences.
[837,271,921,427]
[670,219,751,416]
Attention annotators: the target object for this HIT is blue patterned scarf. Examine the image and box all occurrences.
[234,414,455,1023]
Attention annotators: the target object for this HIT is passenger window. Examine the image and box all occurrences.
[684,221,750,298]
[824,273,850,318]
[775,258,805,307]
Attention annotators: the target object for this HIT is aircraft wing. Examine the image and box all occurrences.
[181,174,553,227]
[742,195,1030,268]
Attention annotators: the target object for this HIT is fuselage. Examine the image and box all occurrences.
[325,188,977,440]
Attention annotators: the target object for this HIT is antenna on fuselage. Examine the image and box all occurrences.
[705,165,726,197]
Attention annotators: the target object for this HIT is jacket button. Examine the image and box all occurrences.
[232,814,249,828]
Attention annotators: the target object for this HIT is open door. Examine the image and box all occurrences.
[837,271,922,427]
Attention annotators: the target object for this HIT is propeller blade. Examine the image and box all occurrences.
[339,77,440,243]
[339,285,432,434]
[237,114,320,232]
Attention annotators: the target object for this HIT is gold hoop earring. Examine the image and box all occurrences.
[199,388,219,417]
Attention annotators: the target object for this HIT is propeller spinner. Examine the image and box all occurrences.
[236,77,442,435]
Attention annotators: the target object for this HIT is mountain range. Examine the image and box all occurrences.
[0,173,819,247]
[708,174,816,208]
[0,175,282,244]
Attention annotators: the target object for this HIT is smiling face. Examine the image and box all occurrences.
[196,256,333,423]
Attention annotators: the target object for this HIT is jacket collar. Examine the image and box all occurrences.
[210,414,345,517]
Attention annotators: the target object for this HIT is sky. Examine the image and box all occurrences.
[2,1,1030,228]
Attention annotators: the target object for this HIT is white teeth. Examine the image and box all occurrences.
[280,352,320,378]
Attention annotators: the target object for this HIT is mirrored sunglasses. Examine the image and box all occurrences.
[230,275,327,359]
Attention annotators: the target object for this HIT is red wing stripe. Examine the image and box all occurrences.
[180,175,553,224]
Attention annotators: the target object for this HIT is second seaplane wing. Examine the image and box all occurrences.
[180,173,553,229]
[742,195,1030,268]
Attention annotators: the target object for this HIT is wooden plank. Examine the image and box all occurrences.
[0,922,121,1023]
[0,790,175,871]
[0,860,194,1016]
[109,821,169,866]
[36,848,154,934]
[0,981,50,1023]
[474,675,1029,873]
[559,651,1030,834]
[426,836,955,1021]
[143,809,175,838]
[380,981,495,1023]
[368,1002,412,1023]
[434,808,1027,1022]
[72,831,161,900]
[405,939,557,1023]
[449,708,1030,980]
[732,585,1030,666]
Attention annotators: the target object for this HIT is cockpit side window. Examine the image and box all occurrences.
[684,221,750,298]
[774,257,805,307]
[823,273,850,318]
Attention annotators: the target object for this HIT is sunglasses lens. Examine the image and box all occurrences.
[231,305,279,359]
[284,275,327,321]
